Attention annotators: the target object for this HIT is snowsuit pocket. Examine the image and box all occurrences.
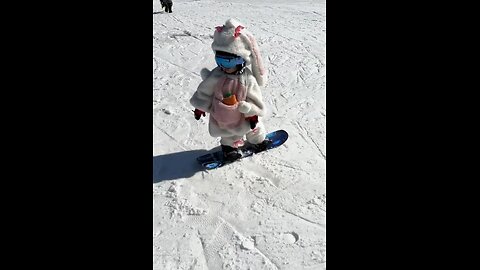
[211,100,243,129]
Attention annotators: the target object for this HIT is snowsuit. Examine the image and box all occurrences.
[191,18,268,148]
[190,67,266,147]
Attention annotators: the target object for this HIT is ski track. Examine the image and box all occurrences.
[295,120,326,161]
[153,0,326,269]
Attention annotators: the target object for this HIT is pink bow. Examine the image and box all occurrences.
[234,25,245,38]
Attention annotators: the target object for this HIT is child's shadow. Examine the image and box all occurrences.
[153,147,220,183]
[153,11,163,15]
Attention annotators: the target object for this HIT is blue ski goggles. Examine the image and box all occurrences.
[215,55,245,69]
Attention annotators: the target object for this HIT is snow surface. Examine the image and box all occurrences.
[153,0,326,269]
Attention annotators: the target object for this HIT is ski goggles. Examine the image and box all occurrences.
[215,55,245,69]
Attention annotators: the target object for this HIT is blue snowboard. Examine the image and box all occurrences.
[197,130,288,170]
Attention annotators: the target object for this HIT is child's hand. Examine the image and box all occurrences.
[193,109,206,120]
[245,115,258,129]
[238,101,252,114]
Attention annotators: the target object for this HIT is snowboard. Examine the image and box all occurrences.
[197,130,288,170]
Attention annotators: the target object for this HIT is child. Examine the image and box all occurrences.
[190,18,269,161]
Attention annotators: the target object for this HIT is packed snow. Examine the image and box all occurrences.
[153,0,326,269]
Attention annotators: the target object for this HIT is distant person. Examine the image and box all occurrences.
[190,18,269,161]
[163,0,173,13]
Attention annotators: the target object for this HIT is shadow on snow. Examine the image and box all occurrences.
[152,147,221,183]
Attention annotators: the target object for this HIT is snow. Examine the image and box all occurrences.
[153,0,326,269]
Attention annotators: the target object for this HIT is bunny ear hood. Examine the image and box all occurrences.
[211,18,267,87]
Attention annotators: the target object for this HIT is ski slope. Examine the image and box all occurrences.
[153,0,326,269]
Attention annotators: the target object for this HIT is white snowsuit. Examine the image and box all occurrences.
[190,67,266,147]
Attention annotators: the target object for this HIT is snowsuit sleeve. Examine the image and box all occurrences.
[243,74,266,118]
[189,69,219,113]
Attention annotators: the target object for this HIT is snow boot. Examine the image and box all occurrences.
[250,139,272,153]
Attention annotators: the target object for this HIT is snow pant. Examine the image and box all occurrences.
[165,3,172,13]
[220,121,266,148]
